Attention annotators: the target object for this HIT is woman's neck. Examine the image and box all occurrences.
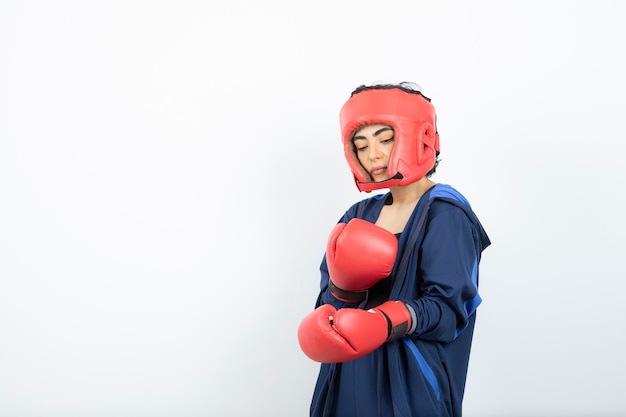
[375,178,437,234]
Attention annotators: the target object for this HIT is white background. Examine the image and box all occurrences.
[1,1,625,416]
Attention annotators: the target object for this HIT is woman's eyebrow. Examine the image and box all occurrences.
[352,127,394,142]
[374,127,393,136]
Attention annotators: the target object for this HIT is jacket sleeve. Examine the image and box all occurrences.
[405,201,482,343]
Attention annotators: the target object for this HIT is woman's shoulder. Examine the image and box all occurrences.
[427,184,473,218]
[428,198,467,219]
[426,184,491,250]
[427,183,472,207]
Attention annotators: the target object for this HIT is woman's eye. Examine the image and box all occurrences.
[353,141,368,152]
[381,137,395,144]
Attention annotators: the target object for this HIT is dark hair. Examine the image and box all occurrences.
[425,153,440,178]
[350,81,432,102]
[351,81,441,177]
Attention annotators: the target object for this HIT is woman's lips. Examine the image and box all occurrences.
[370,167,387,176]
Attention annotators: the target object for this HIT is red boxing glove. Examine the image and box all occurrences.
[297,300,412,363]
[326,218,398,302]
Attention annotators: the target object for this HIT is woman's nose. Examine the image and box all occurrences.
[368,144,382,160]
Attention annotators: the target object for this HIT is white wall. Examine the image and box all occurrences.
[1,1,624,416]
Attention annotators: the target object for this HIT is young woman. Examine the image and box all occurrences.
[298,82,491,417]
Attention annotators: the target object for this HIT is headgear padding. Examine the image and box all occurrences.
[339,87,440,192]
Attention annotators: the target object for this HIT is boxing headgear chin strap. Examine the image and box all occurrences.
[339,87,440,192]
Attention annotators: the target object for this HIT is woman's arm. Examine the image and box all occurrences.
[406,202,482,343]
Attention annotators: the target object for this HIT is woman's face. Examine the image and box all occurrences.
[352,123,395,182]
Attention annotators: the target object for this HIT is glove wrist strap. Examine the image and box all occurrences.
[329,280,367,303]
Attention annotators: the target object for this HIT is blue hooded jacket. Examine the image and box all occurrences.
[310,184,491,417]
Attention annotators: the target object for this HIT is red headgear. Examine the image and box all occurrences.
[339,86,440,192]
